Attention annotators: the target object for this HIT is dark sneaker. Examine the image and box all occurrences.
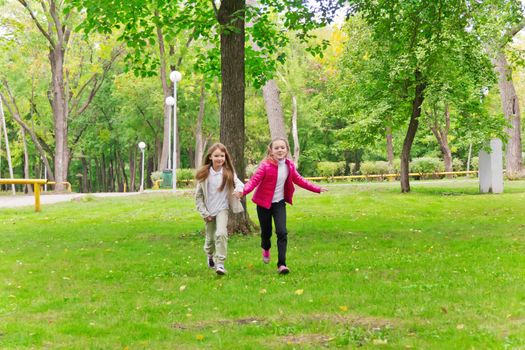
[215,265,227,275]
[278,265,290,275]
[207,255,215,269]
[262,249,270,264]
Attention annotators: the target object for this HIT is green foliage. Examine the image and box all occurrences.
[150,171,162,182]
[470,157,479,171]
[316,161,346,177]
[453,158,464,172]
[359,161,390,175]
[245,163,259,178]
[410,157,445,174]
[176,168,195,182]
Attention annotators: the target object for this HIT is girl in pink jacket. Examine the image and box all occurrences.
[242,137,327,274]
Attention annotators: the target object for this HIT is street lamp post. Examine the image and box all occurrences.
[166,70,182,190]
[138,141,146,192]
[165,96,175,170]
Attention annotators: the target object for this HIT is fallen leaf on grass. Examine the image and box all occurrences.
[196,334,204,340]
[339,305,348,312]
[372,339,388,345]
[456,324,464,330]
[260,288,267,294]
[295,289,304,295]
[180,285,186,292]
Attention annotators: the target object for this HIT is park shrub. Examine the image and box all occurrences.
[453,158,464,172]
[469,157,479,171]
[392,159,401,173]
[150,171,162,183]
[410,157,444,178]
[360,161,390,176]
[246,163,258,178]
[177,168,195,186]
[316,161,346,177]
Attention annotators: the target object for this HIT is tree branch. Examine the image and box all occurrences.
[502,19,525,46]
[70,47,124,117]
[0,82,55,180]
[211,0,219,19]
[17,0,56,48]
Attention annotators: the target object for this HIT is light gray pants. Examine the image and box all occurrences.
[203,209,229,265]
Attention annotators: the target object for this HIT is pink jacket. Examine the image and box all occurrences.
[243,159,321,209]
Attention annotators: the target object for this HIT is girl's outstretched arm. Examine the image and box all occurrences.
[242,162,266,196]
[291,166,327,193]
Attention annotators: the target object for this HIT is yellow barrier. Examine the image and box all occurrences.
[151,171,480,187]
[305,170,479,181]
[0,178,47,212]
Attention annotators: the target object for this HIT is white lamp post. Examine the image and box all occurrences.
[165,96,175,170]
[138,141,146,192]
[168,70,182,190]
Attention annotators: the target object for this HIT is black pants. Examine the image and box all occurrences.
[257,200,287,267]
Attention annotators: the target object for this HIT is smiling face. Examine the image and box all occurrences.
[270,140,288,161]
[210,148,226,171]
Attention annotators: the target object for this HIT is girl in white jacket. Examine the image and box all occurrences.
[195,143,243,275]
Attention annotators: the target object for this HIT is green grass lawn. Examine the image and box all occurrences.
[1,180,525,349]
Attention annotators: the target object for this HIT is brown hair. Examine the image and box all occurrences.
[195,143,235,191]
[264,137,291,163]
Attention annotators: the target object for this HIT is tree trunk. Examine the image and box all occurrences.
[386,126,394,173]
[109,157,115,192]
[0,89,55,181]
[291,95,300,164]
[101,153,108,192]
[195,82,206,168]
[429,104,453,176]
[218,0,254,234]
[147,155,154,189]
[117,150,128,192]
[21,128,33,194]
[49,43,70,192]
[0,99,16,194]
[18,0,71,191]
[156,20,172,171]
[400,72,426,193]
[495,52,522,178]
[129,148,136,192]
[246,0,287,141]
[114,151,123,192]
[81,156,89,193]
[263,79,287,140]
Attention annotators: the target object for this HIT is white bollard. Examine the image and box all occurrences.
[479,138,504,193]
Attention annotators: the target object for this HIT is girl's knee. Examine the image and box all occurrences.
[276,231,288,238]
[216,231,228,240]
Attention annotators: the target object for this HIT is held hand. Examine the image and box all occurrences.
[232,191,243,199]
[205,216,215,222]
[320,187,328,193]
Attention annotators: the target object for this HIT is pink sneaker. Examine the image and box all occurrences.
[278,265,290,274]
[262,249,270,264]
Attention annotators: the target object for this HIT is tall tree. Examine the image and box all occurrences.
[6,0,121,190]
[471,0,525,178]
[348,1,494,192]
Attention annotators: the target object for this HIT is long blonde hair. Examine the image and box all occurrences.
[195,143,235,191]
[264,137,291,164]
